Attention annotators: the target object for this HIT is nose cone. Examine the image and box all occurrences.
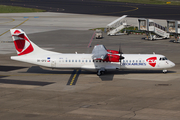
[171,62,175,67]
[169,60,175,68]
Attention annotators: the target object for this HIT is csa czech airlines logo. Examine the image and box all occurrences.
[13,30,34,56]
[146,57,157,67]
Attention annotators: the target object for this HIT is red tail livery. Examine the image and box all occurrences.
[11,29,34,56]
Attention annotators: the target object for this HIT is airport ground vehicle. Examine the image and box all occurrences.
[95,29,103,39]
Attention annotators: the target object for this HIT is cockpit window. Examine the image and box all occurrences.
[159,57,168,61]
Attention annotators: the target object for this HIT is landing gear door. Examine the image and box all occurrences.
[51,60,56,68]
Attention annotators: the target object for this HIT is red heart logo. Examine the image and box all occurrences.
[14,34,34,55]
[146,57,157,67]
[14,39,25,52]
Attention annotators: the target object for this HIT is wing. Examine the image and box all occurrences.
[92,45,108,60]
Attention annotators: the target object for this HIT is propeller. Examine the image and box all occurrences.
[118,44,125,65]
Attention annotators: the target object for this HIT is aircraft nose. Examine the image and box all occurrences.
[169,61,175,67]
[171,62,175,67]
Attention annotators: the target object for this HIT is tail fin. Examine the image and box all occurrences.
[10,29,43,56]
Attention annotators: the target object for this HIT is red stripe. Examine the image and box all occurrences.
[87,31,96,48]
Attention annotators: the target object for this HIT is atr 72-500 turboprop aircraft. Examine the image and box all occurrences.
[10,29,175,76]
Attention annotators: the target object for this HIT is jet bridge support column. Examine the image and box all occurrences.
[145,32,149,39]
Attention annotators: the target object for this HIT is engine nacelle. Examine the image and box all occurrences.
[104,54,120,62]
[107,50,119,54]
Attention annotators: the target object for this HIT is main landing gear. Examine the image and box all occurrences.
[97,69,105,76]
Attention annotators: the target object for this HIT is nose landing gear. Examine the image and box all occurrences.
[163,69,167,73]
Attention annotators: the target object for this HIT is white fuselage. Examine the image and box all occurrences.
[11,53,175,71]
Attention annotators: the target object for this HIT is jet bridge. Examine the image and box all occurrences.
[106,15,127,36]
[167,20,180,42]
[138,18,170,40]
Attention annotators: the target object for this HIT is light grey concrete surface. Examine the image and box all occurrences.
[0,12,168,54]
[0,12,180,120]
[0,12,167,33]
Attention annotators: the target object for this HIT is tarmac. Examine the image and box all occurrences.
[2,0,180,20]
[0,12,180,120]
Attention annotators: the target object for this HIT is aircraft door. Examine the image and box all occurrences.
[51,60,56,67]
[156,59,160,68]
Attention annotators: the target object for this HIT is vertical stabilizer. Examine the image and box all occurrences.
[10,29,50,56]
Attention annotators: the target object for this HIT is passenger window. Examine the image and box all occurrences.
[123,60,125,63]
[75,60,77,62]
[89,60,91,62]
[66,60,67,62]
[129,60,131,63]
[136,60,138,63]
[82,60,84,62]
[139,60,141,63]
[126,60,128,62]
[69,60,71,62]
[72,60,74,62]
[62,60,64,62]
[132,60,134,63]
[79,60,81,62]
[86,60,87,62]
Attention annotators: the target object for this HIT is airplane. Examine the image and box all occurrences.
[10,29,175,76]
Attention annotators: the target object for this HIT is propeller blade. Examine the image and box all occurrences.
[118,44,124,66]
[120,56,124,60]
[119,44,123,54]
